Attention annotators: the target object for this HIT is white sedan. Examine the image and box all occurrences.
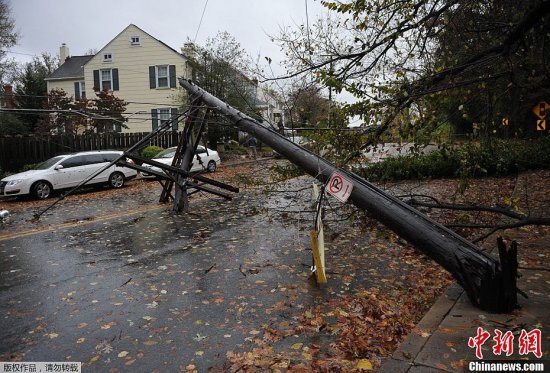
[141,145,221,178]
[0,151,137,199]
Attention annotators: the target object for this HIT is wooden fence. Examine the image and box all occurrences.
[0,131,181,172]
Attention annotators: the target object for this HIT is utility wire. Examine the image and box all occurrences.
[31,96,202,221]
[1,49,37,57]
[0,101,199,155]
[4,92,183,107]
[194,0,209,43]
[305,0,312,55]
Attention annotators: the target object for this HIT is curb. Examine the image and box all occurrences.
[379,284,464,372]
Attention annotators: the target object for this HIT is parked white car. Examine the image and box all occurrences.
[0,151,137,199]
[141,145,221,178]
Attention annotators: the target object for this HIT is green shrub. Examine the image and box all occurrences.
[225,139,248,154]
[358,137,550,182]
[21,163,40,171]
[1,164,38,179]
[141,146,164,159]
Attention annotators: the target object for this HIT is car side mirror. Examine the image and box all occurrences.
[54,165,64,170]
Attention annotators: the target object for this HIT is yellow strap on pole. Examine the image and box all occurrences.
[310,183,327,284]
[310,229,327,284]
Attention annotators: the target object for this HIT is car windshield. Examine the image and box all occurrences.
[34,156,65,170]
[155,148,176,159]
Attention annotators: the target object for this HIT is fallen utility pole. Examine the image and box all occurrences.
[179,78,518,313]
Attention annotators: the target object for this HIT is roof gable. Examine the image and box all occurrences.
[85,24,186,67]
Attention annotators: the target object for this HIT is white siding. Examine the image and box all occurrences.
[46,79,80,99]
[84,25,189,133]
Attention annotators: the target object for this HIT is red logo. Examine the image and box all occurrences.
[468,327,491,359]
[518,329,542,358]
[468,327,542,359]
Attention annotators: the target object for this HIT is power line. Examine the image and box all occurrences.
[305,0,312,55]
[194,0,209,43]
[3,92,184,108]
[0,49,37,57]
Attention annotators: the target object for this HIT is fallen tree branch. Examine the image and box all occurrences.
[472,218,550,244]
[400,194,549,242]
[402,195,525,220]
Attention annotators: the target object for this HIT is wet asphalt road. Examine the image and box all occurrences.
[0,179,329,371]
[0,166,455,371]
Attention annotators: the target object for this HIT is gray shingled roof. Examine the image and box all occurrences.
[46,55,94,80]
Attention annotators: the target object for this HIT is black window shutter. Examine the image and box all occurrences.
[93,70,100,91]
[151,109,159,131]
[171,108,178,131]
[112,69,119,91]
[74,82,80,99]
[149,66,156,89]
[169,65,176,88]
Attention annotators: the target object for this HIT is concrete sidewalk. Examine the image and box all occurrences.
[380,271,548,372]
[380,171,549,372]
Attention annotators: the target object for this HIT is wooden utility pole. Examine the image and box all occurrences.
[179,78,518,313]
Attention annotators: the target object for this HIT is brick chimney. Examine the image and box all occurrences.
[3,84,14,108]
[60,43,70,63]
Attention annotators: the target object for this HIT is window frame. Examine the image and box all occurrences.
[100,69,113,91]
[102,52,113,62]
[130,36,141,46]
[158,108,171,127]
[155,65,169,88]
[152,107,178,131]
[77,81,86,100]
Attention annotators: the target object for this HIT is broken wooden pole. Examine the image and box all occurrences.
[179,78,518,313]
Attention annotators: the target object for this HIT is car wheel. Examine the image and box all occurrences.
[31,181,52,199]
[109,172,125,188]
[207,160,217,172]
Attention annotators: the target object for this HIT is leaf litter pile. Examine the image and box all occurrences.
[1,160,546,372]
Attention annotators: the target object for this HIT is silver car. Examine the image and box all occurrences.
[0,151,137,199]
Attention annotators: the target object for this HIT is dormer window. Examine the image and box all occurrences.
[103,52,113,62]
[130,36,141,46]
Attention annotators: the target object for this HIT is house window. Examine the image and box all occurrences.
[159,108,171,126]
[156,65,169,88]
[149,65,176,89]
[101,69,112,91]
[74,81,86,100]
[151,108,179,131]
[103,52,113,62]
[93,68,119,91]
[130,36,141,45]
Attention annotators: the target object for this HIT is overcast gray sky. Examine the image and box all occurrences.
[8,0,326,73]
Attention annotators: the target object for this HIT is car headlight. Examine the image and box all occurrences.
[6,179,23,186]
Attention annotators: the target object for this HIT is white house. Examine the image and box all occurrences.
[253,83,285,125]
[46,24,189,133]
[47,24,285,134]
